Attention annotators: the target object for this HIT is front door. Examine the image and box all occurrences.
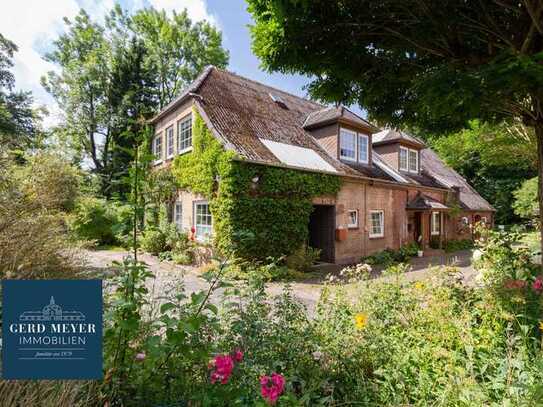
[308,205,335,263]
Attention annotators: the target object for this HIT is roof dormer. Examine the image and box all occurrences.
[303,106,378,166]
[372,129,425,174]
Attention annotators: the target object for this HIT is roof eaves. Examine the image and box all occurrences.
[148,65,214,124]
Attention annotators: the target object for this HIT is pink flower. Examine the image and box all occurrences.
[260,373,285,405]
[135,352,146,361]
[210,354,234,384]
[232,349,243,362]
[532,276,543,293]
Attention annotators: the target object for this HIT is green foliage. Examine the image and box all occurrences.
[513,177,539,222]
[140,229,167,255]
[363,242,419,267]
[285,245,321,272]
[43,5,228,197]
[429,121,537,224]
[0,33,41,150]
[0,152,83,279]
[173,110,342,260]
[68,197,132,246]
[444,238,474,253]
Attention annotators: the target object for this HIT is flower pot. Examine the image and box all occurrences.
[335,228,347,241]
[417,250,424,257]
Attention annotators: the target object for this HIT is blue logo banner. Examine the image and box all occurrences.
[2,279,103,380]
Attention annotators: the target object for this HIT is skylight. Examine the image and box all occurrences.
[260,139,337,173]
[268,92,288,109]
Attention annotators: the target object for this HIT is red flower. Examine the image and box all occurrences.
[260,373,285,405]
[532,276,543,293]
[210,355,234,384]
[232,349,243,362]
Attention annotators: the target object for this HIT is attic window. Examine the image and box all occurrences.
[269,93,288,109]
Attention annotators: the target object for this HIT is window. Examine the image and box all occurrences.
[461,216,469,226]
[408,149,419,172]
[166,126,174,158]
[174,201,182,230]
[369,210,384,238]
[178,114,192,153]
[481,216,487,224]
[358,134,369,164]
[347,210,358,229]
[431,211,441,235]
[339,128,356,161]
[399,147,408,171]
[153,134,163,162]
[194,201,212,239]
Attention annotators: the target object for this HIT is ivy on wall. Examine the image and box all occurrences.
[172,108,341,260]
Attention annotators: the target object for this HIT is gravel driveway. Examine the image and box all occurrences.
[82,249,476,315]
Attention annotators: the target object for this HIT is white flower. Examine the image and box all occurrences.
[312,350,323,361]
[472,249,483,262]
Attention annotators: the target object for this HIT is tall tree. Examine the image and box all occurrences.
[0,33,40,150]
[43,6,229,197]
[247,0,543,253]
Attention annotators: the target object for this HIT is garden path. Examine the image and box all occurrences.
[82,249,476,315]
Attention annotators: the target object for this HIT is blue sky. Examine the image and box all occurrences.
[1,0,362,126]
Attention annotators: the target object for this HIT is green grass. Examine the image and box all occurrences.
[521,231,540,253]
[94,244,127,252]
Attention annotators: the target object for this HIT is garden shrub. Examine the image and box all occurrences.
[140,229,167,255]
[285,245,321,272]
[444,238,473,252]
[68,197,118,245]
[172,109,341,261]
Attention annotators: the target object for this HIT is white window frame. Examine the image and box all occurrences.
[431,211,441,235]
[358,134,369,164]
[166,126,174,158]
[347,209,359,229]
[369,210,384,238]
[177,114,193,154]
[153,133,163,163]
[193,200,212,240]
[174,201,183,230]
[399,146,409,171]
[461,216,469,226]
[408,149,419,173]
[481,216,487,224]
[339,128,357,161]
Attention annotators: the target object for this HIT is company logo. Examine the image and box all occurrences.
[2,280,102,380]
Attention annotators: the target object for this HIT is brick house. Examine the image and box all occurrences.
[149,66,494,264]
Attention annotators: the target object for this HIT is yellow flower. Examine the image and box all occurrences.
[354,313,368,330]
[414,281,425,290]
[539,321,543,332]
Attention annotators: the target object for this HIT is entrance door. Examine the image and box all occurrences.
[308,205,335,263]
[413,212,422,244]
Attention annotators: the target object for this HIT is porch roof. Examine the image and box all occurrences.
[406,193,450,211]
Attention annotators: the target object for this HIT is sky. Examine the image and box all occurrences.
[2,0,353,129]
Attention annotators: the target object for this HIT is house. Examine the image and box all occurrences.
[149,66,494,264]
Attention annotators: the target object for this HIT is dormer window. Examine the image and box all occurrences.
[408,149,419,172]
[399,145,419,173]
[340,127,369,164]
[339,128,356,161]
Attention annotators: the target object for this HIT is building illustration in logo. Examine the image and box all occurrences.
[19,296,86,322]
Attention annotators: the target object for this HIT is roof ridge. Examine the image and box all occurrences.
[210,66,324,109]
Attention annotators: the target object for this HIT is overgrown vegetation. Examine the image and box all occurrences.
[173,110,341,261]
[361,242,419,268]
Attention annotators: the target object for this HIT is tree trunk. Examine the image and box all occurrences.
[535,121,543,265]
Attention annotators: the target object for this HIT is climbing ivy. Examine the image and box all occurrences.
[172,109,341,260]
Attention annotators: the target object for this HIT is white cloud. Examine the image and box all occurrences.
[0,0,216,128]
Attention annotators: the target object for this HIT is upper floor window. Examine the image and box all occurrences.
[408,149,419,172]
[358,134,369,164]
[339,128,356,161]
[153,133,163,162]
[166,126,174,158]
[399,146,408,171]
[178,114,192,153]
[340,128,369,164]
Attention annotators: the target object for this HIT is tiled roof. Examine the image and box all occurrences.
[407,193,450,210]
[303,106,375,130]
[152,66,493,212]
[373,129,425,148]
[421,149,495,211]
